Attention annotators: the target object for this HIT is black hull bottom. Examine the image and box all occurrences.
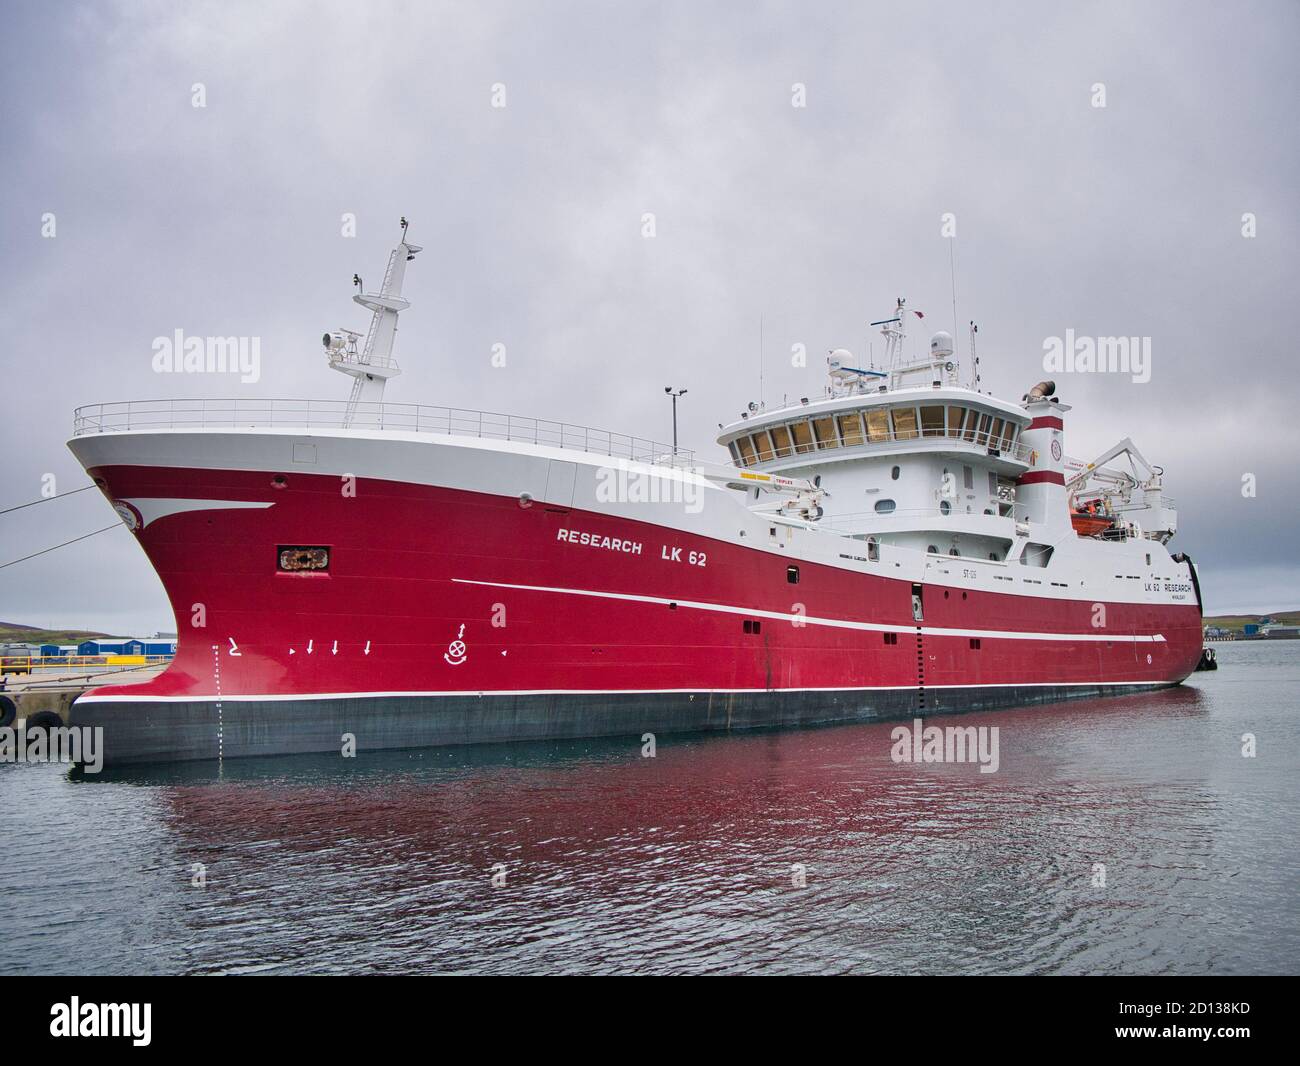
[67,683,1177,767]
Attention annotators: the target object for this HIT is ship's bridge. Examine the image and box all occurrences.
[717,386,1032,475]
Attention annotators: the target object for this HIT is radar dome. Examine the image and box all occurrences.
[929,331,954,358]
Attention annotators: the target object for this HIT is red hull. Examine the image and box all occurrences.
[83,464,1203,703]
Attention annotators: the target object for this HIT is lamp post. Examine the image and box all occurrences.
[664,387,687,456]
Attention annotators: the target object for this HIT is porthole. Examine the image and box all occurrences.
[939,500,951,516]
[874,499,896,514]
[890,465,900,480]
[927,545,939,554]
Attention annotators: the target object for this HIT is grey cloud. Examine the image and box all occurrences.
[1,0,1297,633]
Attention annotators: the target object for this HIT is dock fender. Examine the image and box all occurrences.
[24,709,63,732]
[0,695,14,729]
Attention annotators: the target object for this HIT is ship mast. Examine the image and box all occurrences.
[872,296,962,390]
[323,218,422,426]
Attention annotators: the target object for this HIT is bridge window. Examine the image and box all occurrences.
[891,406,919,441]
[865,407,890,442]
[987,418,1004,450]
[920,405,945,437]
[735,435,757,466]
[1000,421,1017,450]
[751,430,774,462]
[769,424,793,458]
[961,408,980,442]
[874,499,896,514]
[946,405,966,438]
[789,420,815,454]
[812,415,840,449]
[838,412,865,446]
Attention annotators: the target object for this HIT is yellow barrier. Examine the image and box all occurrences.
[0,654,174,674]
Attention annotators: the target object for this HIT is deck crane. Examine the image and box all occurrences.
[1065,437,1177,543]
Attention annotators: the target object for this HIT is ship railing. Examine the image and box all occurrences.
[71,399,692,466]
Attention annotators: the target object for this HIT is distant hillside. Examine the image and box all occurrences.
[0,621,112,646]
[1203,611,1300,633]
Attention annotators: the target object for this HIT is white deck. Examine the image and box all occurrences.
[72,398,693,467]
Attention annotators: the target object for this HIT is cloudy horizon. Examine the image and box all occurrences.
[2,0,1298,635]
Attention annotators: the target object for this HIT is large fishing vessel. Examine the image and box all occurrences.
[67,223,1203,764]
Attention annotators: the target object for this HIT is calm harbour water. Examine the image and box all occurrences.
[2,640,1297,976]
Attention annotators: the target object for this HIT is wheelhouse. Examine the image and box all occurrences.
[722,394,1028,469]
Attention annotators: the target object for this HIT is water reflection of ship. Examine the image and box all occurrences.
[70,689,1210,973]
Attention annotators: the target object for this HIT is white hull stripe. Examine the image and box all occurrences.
[451,578,1168,644]
[76,680,1170,704]
[122,497,274,528]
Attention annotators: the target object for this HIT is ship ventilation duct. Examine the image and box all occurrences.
[1024,380,1056,401]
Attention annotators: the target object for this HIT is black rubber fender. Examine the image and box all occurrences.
[24,710,63,732]
[0,695,15,730]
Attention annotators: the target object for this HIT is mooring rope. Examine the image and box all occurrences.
[0,523,121,571]
[0,484,97,516]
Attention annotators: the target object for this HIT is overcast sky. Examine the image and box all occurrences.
[1,0,1297,635]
